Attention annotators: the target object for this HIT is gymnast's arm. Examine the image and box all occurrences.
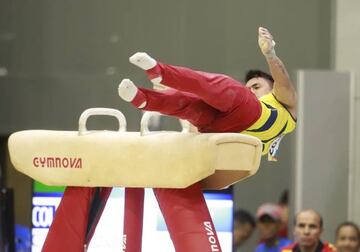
[258,27,297,119]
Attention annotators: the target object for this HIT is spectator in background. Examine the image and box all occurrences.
[278,190,289,238]
[255,203,292,252]
[335,222,360,252]
[281,209,337,252]
[233,209,256,252]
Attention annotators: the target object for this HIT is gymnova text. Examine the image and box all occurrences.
[203,221,220,251]
[33,157,82,169]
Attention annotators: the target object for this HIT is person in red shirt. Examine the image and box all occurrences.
[281,209,337,252]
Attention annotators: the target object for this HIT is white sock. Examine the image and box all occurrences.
[129,52,157,70]
[153,82,168,91]
[138,101,146,108]
[150,76,163,86]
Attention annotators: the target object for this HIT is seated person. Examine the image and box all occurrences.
[281,209,337,252]
[233,209,256,251]
[335,221,360,252]
[255,203,292,252]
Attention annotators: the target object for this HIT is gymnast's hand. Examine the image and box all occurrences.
[258,27,276,59]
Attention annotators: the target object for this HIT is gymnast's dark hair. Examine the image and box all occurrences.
[245,70,274,84]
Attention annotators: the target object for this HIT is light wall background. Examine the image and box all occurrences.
[333,0,360,226]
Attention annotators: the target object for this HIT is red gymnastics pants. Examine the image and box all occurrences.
[134,62,262,133]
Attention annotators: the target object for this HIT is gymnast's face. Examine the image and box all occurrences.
[246,77,273,99]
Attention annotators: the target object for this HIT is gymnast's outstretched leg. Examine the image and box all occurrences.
[118,79,218,131]
[129,52,258,113]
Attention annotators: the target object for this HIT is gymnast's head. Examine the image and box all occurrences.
[245,69,274,98]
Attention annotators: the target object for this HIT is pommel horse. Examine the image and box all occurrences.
[8,108,262,252]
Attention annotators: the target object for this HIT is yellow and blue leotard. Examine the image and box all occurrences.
[242,92,296,159]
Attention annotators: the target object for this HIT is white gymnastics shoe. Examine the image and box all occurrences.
[118,79,146,108]
[129,52,157,70]
[118,79,137,101]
